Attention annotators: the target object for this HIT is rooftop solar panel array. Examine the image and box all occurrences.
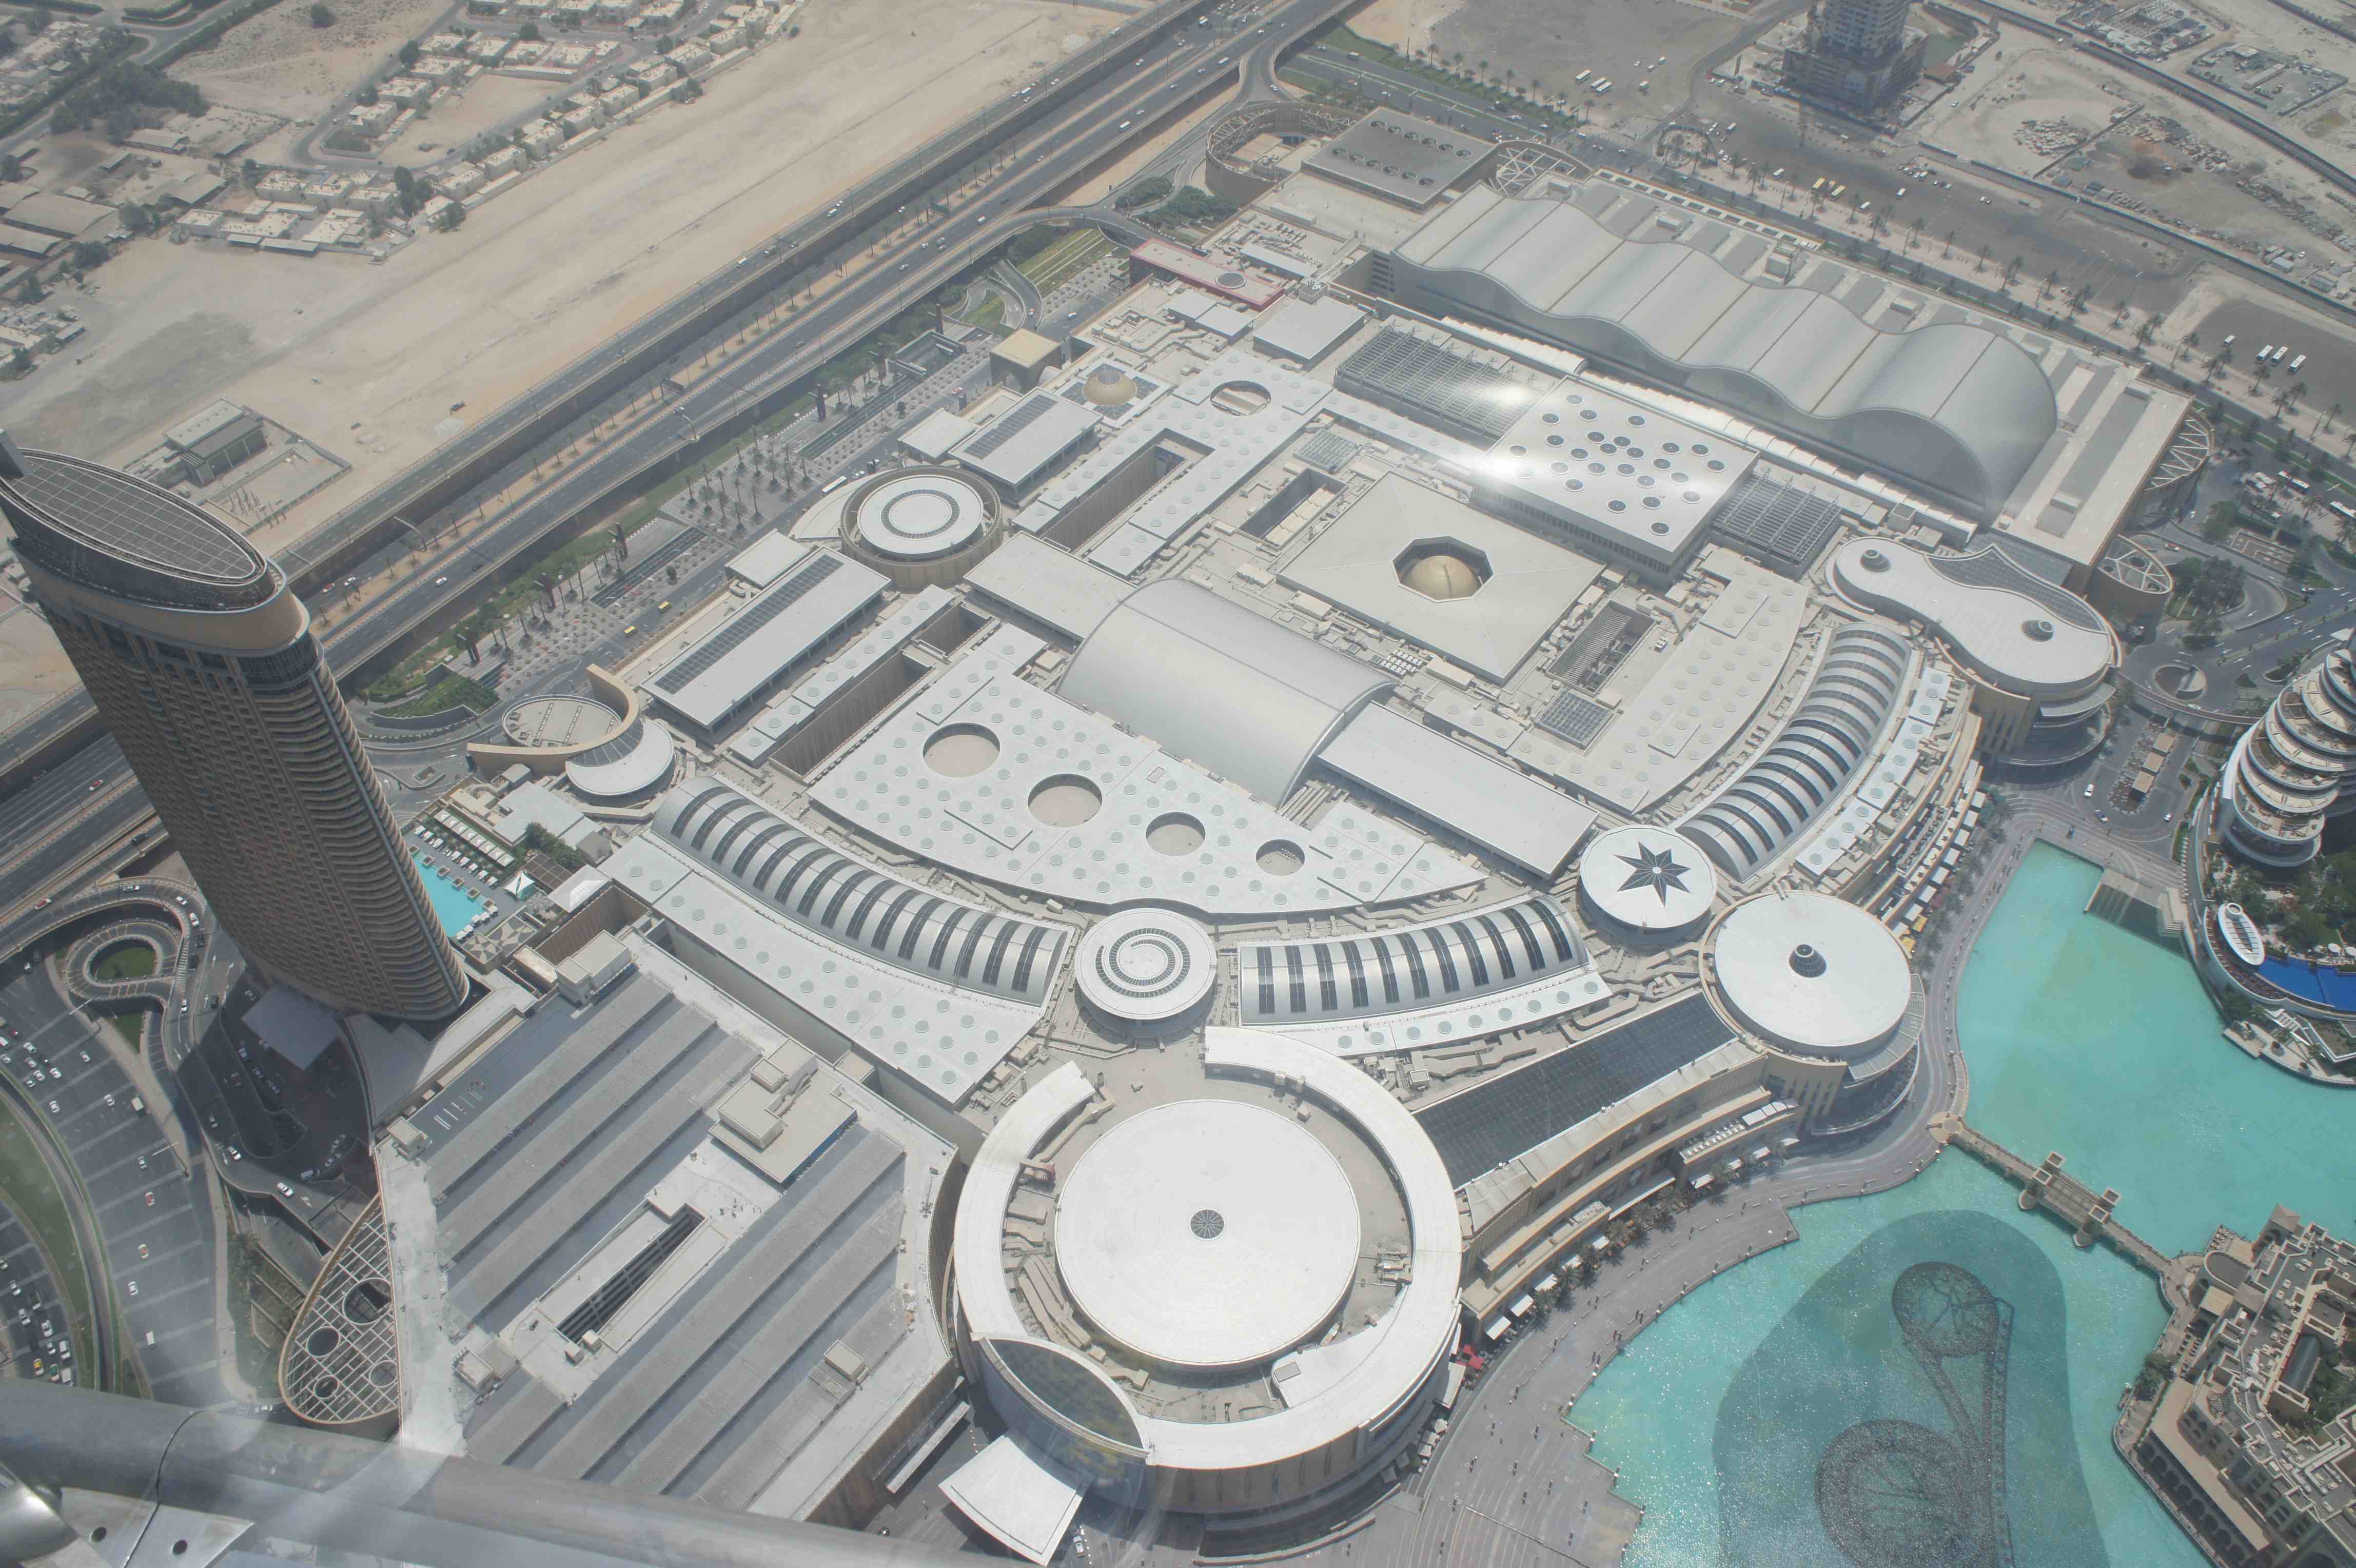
[655,554,842,695]
[1299,429,1363,474]
[1336,328,1537,443]
[958,395,1059,460]
[1413,993,1735,1187]
[11,452,264,582]
[1706,474,1845,573]
[1535,689,1614,748]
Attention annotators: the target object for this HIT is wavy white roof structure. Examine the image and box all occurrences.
[1387,184,2060,517]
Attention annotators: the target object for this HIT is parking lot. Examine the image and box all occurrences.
[0,951,226,1405]
[0,1202,68,1382]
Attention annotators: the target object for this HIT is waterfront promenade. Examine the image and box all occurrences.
[1296,809,2180,1567]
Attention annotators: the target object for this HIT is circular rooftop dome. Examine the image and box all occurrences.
[1578,825,1716,934]
[1054,1100,1361,1369]
[850,471,991,561]
[1085,364,1141,405]
[1075,908,1216,1023]
[1401,550,1483,600]
[1712,893,1911,1056]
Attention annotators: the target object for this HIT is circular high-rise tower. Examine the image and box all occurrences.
[0,438,465,1021]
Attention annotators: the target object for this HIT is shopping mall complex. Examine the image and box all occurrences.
[235,108,2210,1561]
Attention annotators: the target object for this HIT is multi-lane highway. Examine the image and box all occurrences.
[0,0,1344,920]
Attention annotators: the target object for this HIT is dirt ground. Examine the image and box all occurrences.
[0,595,76,733]
[1424,0,1752,130]
[1916,46,2135,178]
[374,73,571,167]
[176,0,470,122]
[1345,0,1459,57]
[2,0,1116,560]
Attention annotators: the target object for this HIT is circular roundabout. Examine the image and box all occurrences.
[1054,1100,1360,1369]
[1073,908,1216,1024]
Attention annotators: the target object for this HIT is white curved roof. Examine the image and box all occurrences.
[1059,579,1394,805]
[1578,826,1716,932]
[1712,892,1911,1056]
[954,1031,1460,1476]
[851,471,991,560]
[565,716,678,799]
[1074,908,1217,1022]
[1830,539,2112,698]
[1054,1101,1360,1369]
[1388,184,2062,516]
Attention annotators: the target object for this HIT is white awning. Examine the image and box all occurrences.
[1724,1158,1743,1173]
[1510,1294,1536,1318]
[1780,1135,1800,1148]
[1690,1173,1715,1190]
[1486,1316,1514,1341]
[1536,1273,1560,1293]
[938,1434,1087,1566]
[1589,1235,1614,1254]
[1753,1146,1773,1162]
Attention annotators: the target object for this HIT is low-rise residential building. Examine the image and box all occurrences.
[2127,1207,2356,1567]
[468,34,509,61]
[553,0,598,24]
[346,101,398,138]
[705,22,744,51]
[519,121,564,157]
[256,170,307,203]
[413,55,467,83]
[433,164,487,201]
[382,74,436,106]
[478,145,526,177]
[349,181,401,216]
[597,84,638,115]
[424,30,469,52]
[669,41,713,70]
[560,104,603,135]
[625,54,676,88]
[418,194,459,228]
[300,177,353,209]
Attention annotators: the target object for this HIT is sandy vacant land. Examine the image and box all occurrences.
[1426,0,1749,120]
[178,0,471,121]
[0,598,76,733]
[1918,47,2134,177]
[5,0,1115,558]
[375,74,572,167]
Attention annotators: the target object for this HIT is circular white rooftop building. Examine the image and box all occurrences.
[1577,825,1715,935]
[1055,1100,1360,1369]
[1074,907,1217,1024]
[844,466,1001,587]
[949,1030,1461,1532]
[1711,892,1910,1057]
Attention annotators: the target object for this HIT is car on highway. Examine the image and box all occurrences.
[434,576,449,586]
[88,777,102,791]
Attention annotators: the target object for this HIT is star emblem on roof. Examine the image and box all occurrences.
[1617,842,1691,904]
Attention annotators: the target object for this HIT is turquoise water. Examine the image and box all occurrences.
[1575,842,2356,1565]
[414,853,482,937]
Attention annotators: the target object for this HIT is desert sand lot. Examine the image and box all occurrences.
[1917,46,2134,178]
[2,0,1114,556]
[178,0,469,122]
[1427,0,1747,117]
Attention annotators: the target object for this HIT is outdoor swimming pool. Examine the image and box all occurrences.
[1575,842,2356,1565]
[414,852,484,938]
